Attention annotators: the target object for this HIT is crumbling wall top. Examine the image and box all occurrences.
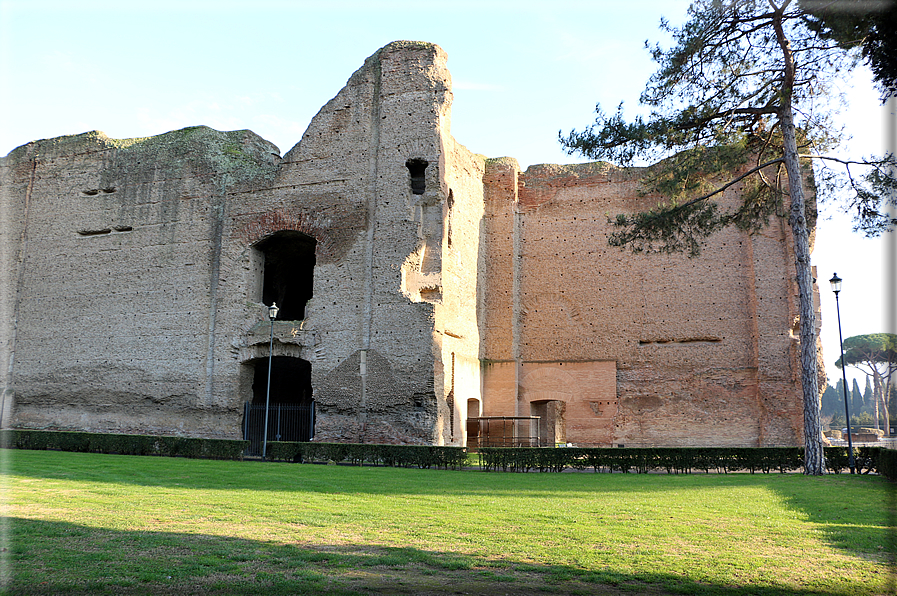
[523,161,619,180]
[2,126,281,186]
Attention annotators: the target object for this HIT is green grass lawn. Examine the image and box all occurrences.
[3,449,894,595]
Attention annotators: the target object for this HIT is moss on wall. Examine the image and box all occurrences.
[3,126,281,187]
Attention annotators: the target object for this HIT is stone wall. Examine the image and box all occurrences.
[226,41,465,444]
[478,159,809,446]
[0,41,812,447]
[0,127,280,436]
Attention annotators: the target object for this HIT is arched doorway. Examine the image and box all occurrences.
[530,400,567,447]
[243,356,315,452]
[464,398,481,448]
[252,356,313,408]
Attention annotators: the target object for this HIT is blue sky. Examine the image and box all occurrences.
[1,0,890,385]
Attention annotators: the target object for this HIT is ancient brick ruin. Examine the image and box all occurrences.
[0,41,817,447]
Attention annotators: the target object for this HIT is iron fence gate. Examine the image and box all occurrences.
[466,416,541,450]
[243,402,315,456]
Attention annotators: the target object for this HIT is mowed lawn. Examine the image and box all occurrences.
[3,450,894,595]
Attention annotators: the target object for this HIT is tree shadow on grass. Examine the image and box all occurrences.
[5,517,875,596]
[767,475,897,594]
[9,450,895,593]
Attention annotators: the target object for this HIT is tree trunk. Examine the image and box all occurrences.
[773,2,825,474]
[886,384,893,434]
[875,370,891,434]
[782,123,825,474]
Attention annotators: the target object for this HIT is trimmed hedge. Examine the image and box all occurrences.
[1,429,247,460]
[2,429,891,477]
[478,446,887,475]
[267,441,466,470]
[825,446,882,475]
[878,448,897,481]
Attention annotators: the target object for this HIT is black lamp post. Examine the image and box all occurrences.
[262,302,279,460]
[829,273,856,474]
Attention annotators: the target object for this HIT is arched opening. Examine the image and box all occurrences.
[466,398,480,419]
[464,398,481,449]
[243,356,314,449]
[252,356,313,407]
[253,231,316,321]
[530,400,567,447]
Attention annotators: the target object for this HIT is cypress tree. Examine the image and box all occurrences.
[851,378,864,417]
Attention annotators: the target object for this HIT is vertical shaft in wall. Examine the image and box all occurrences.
[204,175,227,407]
[449,352,455,442]
[358,55,383,438]
[1,154,36,429]
[743,226,764,446]
[359,350,367,441]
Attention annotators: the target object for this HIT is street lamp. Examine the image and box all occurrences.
[829,273,856,474]
[262,302,279,460]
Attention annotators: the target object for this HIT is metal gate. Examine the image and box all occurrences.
[243,402,315,456]
[466,416,541,450]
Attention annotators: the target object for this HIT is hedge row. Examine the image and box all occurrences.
[878,448,897,481]
[267,441,466,470]
[478,446,887,475]
[1,429,247,460]
[3,429,892,478]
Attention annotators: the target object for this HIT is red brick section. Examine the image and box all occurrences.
[479,160,809,447]
[236,208,331,256]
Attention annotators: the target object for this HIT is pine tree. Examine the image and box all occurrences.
[835,333,897,433]
[862,376,877,427]
[801,0,897,100]
[560,0,896,474]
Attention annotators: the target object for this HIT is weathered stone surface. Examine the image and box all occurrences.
[478,159,809,446]
[0,41,814,447]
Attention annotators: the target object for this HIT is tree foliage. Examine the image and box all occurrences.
[821,381,842,417]
[835,333,897,431]
[800,0,897,100]
[558,0,897,474]
[561,1,895,251]
[835,332,897,369]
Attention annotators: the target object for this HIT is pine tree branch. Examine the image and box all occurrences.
[798,154,894,167]
[659,156,785,215]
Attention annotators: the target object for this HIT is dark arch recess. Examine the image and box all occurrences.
[255,230,316,321]
[252,356,313,406]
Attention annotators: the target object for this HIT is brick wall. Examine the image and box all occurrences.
[478,159,809,447]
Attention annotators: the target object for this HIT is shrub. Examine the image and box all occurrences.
[266,441,466,469]
[1,429,247,460]
[824,446,885,474]
[877,448,897,481]
[4,429,887,477]
[478,446,831,475]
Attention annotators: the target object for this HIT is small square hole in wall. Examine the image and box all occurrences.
[419,287,442,302]
[406,159,428,195]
